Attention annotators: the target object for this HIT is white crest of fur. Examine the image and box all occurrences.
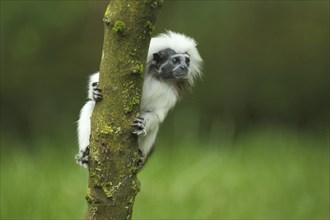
[147,31,203,86]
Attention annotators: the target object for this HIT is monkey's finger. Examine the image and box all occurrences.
[132,129,147,136]
[131,122,144,129]
[93,94,103,99]
[132,130,142,135]
[133,118,145,124]
[132,121,143,126]
[93,88,102,92]
[137,117,145,121]
[93,90,102,95]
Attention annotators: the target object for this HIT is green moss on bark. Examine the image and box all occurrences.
[112,20,126,35]
[144,21,155,36]
[131,61,144,75]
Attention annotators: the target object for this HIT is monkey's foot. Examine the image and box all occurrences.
[132,117,147,136]
[92,82,103,101]
[75,146,90,169]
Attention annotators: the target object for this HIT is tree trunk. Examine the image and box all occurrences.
[86,1,162,219]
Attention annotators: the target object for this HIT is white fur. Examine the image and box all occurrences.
[137,74,178,158]
[77,31,202,167]
[77,72,99,154]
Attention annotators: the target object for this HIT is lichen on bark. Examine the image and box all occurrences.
[86,1,162,219]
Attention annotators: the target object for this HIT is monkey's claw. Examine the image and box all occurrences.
[132,117,147,136]
[75,146,90,169]
[92,82,103,101]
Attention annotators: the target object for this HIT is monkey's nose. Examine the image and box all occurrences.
[180,65,187,70]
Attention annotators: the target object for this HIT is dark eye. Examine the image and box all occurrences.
[172,57,179,64]
[185,57,190,65]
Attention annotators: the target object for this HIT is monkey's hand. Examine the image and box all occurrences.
[92,82,102,101]
[132,111,159,136]
[132,117,147,136]
[75,146,90,169]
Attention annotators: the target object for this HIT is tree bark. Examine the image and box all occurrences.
[86,1,162,219]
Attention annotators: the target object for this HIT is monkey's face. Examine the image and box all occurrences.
[150,48,190,80]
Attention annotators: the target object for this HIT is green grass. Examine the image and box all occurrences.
[1,130,329,219]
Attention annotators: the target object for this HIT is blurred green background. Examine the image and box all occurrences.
[1,1,329,219]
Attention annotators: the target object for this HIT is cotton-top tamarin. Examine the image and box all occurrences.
[76,31,203,169]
